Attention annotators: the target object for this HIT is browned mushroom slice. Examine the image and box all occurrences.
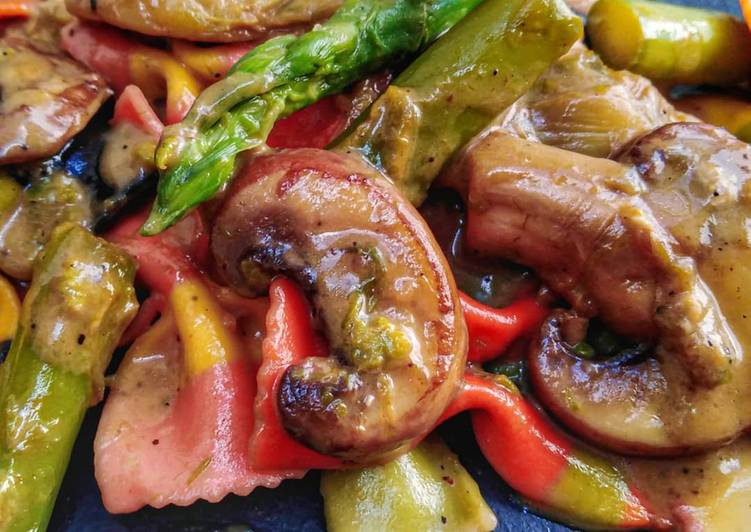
[0,37,111,165]
[447,129,749,455]
[530,310,744,456]
[212,148,466,462]
[65,0,342,43]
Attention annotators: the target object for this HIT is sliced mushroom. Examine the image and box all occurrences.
[530,310,743,455]
[0,37,111,165]
[447,129,749,455]
[65,0,342,42]
[212,149,466,461]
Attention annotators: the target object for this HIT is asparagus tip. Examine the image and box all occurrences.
[140,209,172,236]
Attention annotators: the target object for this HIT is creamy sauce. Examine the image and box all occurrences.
[422,187,751,530]
[110,314,182,425]
[624,437,751,530]
[619,126,751,530]
[99,123,157,191]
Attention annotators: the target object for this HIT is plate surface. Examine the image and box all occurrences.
[48,0,740,530]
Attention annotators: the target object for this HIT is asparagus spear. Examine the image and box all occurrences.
[335,0,583,205]
[143,0,485,235]
[587,0,751,86]
[0,172,93,281]
[0,224,138,532]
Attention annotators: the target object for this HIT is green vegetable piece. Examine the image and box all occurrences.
[143,0,486,235]
[0,172,93,281]
[484,359,527,387]
[321,436,497,532]
[0,224,138,532]
[550,450,644,528]
[572,342,596,359]
[335,0,583,205]
[343,292,411,370]
[339,247,410,370]
[587,0,751,86]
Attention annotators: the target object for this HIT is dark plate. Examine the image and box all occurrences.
[49,0,741,530]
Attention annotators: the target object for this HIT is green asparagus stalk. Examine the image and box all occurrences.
[143,0,485,235]
[334,0,583,205]
[587,0,751,86]
[0,224,138,532]
[0,172,93,281]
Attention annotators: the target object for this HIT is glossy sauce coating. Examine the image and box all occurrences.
[0,37,110,165]
[212,149,467,461]
[65,0,342,42]
[496,46,692,159]
[450,129,747,455]
[618,123,751,449]
[624,437,751,530]
[0,173,93,280]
